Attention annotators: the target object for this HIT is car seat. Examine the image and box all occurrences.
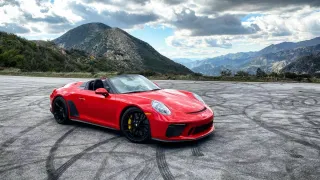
[93,79,104,91]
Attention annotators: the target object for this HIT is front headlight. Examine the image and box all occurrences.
[152,100,171,115]
[193,93,206,104]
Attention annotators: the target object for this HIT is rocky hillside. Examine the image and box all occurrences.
[257,37,320,55]
[0,31,91,72]
[184,37,320,76]
[242,44,320,73]
[282,53,320,75]
[53,22,191,74]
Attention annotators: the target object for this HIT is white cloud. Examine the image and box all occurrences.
[166,35,232,48]
[0,0,320,58]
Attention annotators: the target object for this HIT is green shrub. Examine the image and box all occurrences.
[193,72,203,77]
[256,68,266,77]
[138,70,157,76]
[284,72,298,79]
[220,69,232,77]
[235,71,249,77]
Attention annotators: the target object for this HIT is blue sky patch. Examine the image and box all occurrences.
[241,13,263,22]
[129,26,174,49]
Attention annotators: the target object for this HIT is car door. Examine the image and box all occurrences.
[77,90,118,128]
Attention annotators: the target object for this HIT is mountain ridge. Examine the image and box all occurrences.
[173,36,320,76]
[281,53,320,75]
[257,37,320,55]
[53,22,192,74]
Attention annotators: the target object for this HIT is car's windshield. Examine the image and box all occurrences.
[109,75,160,93]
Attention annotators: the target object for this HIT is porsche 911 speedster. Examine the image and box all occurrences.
[50,74,214,143]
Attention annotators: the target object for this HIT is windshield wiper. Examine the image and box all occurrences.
[150,88,161,91]
[125,89,161,94]
[125,90,148,94]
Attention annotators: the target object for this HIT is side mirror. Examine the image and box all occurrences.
[95,88,109,97]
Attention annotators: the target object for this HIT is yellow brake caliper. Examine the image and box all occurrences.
[128,115,132,131]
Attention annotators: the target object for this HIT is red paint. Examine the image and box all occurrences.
[50,81,215,141]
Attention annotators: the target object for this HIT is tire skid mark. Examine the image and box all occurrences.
[0,108,31,122]
[191,143,204,157]
[93,148,166,179]
[0,152,98,174]
[46,128,76,180]
[93,142,121,180]
[93,155,109,180]
[47,134,120,180]
[0,85,56,98]
[0,159,48,174]
[28,97,48,107]
[305,111,320,127]
[28,97,50,112]
[104,158,154,179]
[156,146,174,180]
[243,100,320,151]
[0,120,49,154]
[167,163,205,180]
[134,161,155,180]
[1,150,135,174]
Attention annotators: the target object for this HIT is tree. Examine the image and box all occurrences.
[269,72,279,77]
[284,72,298,79]
[256,68,266,77]
[220,69,232,77]
[235,70,249,77]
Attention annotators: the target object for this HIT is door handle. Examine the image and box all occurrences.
[79,97,85,101]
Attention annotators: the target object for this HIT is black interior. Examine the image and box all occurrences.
[84,79,112,92]
[93,79,104,91]
[88,81,94,90]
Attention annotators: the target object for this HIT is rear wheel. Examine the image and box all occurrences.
[53,97,70,124]
[121,107,151,143]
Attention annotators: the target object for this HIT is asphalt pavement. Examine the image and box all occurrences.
[0,75,319,180]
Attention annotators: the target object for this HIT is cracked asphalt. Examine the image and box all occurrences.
[0,75,320,180]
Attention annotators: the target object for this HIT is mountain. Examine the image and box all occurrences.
[242,44,320,73]
[197,52,256,67]
[257,37,320,55]
[282,53,320,75]
[172,58,200,69]
[53,22,191,74]
[0,31,151,72]
[190,52,257,76]
[172,58,194,64]
[190,36,320,76]
[0,31,92,72]
[192,64,227,76]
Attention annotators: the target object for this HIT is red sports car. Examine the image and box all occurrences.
[50,74,214,143]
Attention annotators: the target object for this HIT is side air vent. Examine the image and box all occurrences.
[68,100,79,117]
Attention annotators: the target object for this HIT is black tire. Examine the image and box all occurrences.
[52,97,70,124]
[120,107,151,143]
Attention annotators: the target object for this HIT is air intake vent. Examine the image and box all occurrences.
[186,107,207,114]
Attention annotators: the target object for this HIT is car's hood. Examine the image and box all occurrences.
[131,89,205,113]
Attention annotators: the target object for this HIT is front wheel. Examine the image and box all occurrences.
[52,97,70,124]
[120,107,151,143]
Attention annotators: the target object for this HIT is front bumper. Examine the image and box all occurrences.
[147,107,215,141]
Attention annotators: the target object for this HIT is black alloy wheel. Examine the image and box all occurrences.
[53,97,69,124]
[121,107,151,143]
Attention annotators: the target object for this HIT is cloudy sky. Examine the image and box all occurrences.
[1,0,320,59]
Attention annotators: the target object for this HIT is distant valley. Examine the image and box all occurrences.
[173,37,320,76]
